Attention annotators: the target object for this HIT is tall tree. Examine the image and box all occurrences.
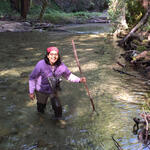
[108,0,128,29]
[21,0,30,19]
[10,0,30,19]
[38,0,48,22]
[10,0,20,11]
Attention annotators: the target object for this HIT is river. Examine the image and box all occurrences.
[0,23,150,150]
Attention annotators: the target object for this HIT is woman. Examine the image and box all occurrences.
[29,46,86,120]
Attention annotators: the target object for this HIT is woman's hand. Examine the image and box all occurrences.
[29,93,35,100]
[80,77,86,83]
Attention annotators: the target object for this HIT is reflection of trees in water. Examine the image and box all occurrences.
[133,113,150,149]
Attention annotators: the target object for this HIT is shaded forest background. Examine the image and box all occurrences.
[0,0,149,26]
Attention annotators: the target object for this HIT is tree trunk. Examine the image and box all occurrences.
[38,0,48,22]
[21,0,30,19]
[120,6,128,29]
[10,0,20,12]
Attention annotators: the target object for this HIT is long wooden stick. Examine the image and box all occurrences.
[72,40,96,112]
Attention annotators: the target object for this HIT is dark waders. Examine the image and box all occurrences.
[48,75,62,119]
[51,95,62,119]
[35,91,62,118]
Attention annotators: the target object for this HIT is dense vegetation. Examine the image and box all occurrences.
[0,0,149,30]
[0,0,108,24]
[108,0,149,28]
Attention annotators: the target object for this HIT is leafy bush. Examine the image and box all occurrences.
[54,0,108,12]
[108,0,125,23]
[108,0,146,27]
[126,0,145,27]
[43,11,74,24]
[0,0,14,17]
[0,0,104,24]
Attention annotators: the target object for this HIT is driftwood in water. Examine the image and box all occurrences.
[116,61,126,68]
[112,136,123,150]
[113,68,148,81]
[133,111,150,145]
[119,50,150,79]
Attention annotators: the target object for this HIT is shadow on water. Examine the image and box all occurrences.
[0,24,150,150]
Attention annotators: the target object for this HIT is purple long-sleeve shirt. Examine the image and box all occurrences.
[29,59,80,94]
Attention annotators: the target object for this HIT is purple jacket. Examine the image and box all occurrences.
[29,59,80,94]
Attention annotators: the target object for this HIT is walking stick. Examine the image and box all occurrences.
[72,40,96,112]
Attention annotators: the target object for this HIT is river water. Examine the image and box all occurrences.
[0,24,150,150]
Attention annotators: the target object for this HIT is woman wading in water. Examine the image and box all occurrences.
[29,46,86,125]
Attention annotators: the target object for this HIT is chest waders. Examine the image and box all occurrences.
[37,102,46,114]
[36,65,62,118]
[48,67,62,119]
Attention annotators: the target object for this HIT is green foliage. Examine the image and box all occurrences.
[126,0,145,27]
[0,0,104,24]
[28,2,103,24]
[28,2,62,20]
[73,11,102,18]
[44,11,74,24]
[53,0,108,12]
[142,17,150,32]
[108,0,125,22]
[0,0,14,17]
[28,4,41,17]
[137,45,147,52]
[108,0,146,27]
[43,11,102,24]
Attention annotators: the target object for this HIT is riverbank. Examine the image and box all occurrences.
[0,10,110,32]
[0,17,110,32]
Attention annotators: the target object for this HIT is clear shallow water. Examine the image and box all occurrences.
[57,23,112,34]
[0,26,150,150]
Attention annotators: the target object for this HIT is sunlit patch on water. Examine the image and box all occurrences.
[114,91,145,104]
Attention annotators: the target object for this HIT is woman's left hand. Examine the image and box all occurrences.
[80,77,86,83]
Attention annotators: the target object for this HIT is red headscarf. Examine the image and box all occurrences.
[47,47,59,54]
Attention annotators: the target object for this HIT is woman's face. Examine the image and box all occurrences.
[47,51,59,65]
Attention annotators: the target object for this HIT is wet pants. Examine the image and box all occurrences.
[35,91,62,118]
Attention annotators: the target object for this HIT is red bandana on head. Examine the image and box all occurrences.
[47,47,59,54]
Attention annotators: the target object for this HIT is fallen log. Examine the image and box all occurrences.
[133,110,150,145]
[113,68,148,81]
[112,136,123,150]
[116,61,126,68]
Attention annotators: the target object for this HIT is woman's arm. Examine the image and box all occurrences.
[66,73,86,83]
[29,61,41,94]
